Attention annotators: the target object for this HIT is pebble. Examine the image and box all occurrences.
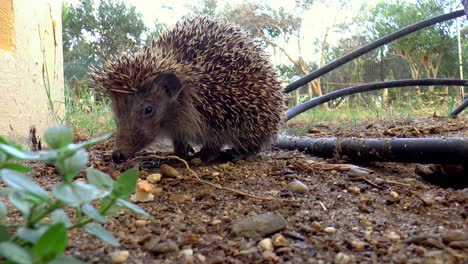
[324,226,337,234]
[262,250,280,262]
[335,252,354,264]
[195,253,206,263]
[211,219,222,225]
[258,238,274,251]
[160,164,179,178]
[180,249,193,264]
[272,233,289,247]
[441,229,468,243]
[150,241,179,254]
[172,194,191,203]
[134,219,147,227]
[374,178,385,185]
[146,173,162,183]
[351,240,366,252]
[311,221,322,230]
[347,186,361,195]
[388,191,400,203]
[218,163,231,170]
[109,250,129,263]
[191,158,202,166]
[287,180,309,194]
[386,231,401,242]
[231,212,287,238]
[348,167,370,178]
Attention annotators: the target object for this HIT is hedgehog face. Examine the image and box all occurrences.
[110,72,183,163]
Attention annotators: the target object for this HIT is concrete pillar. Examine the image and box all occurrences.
[0,0,64,145]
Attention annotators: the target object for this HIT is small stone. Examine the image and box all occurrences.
[109,250,129,263]
[403,202,411,210]
[287,180,309,194]
[272,233,289,247]
[351,240,366,252]
[180,249,193,264]
[348,186,361,195]
[172,194,191,203]
[191,158,202,166]
[448,240,468,249]
[218,163,231,170]
[264,199,282,211]
[434,195,444,203]
[388,191,400,203]
[284,231,305,241]
[150,241,179,254]
[161,164,179,178]
[211,219,222,225]
[231,213,287,238]
[258,238,274,251]
[311,221,322,230]
[134,219,147,227]
[147,173,162,183]
[348,167,370,178]
[211,172,221,177]
[441,229,468,243]
[386,231,401,242]
[195,253,206,263]
[374,178,385,185]
[324,226,336,234]
[262,250,279,262]
[335,252,353,264]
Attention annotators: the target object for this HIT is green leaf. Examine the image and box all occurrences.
[56,149,89,182]
[0,152,7,163]
[84,223,119,246]
[48,255,87,264]
[0,225,9,242]
[44,125,74,149]
[112,168,139,198]
[0,169,51,203]
[99,197,124,216]
[8,191,33,217]
[86,168,114,190]
[116,198,149,216]
[0,241,32,264]
[82,203,106,224]
[0,163,31,173]
[53,182,108,207]
[0,201,7,221]
[51,209,71,228]
[64,133,112,153]
[0,144,39,160]
[16,226,48,243]
[33,223,67,262]
[0,187,10,196]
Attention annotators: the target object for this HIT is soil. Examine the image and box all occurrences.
[10,116,468,263]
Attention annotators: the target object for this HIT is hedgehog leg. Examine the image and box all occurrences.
[172,138,193,160]
[227,144,261,161]
[197,144,222,162]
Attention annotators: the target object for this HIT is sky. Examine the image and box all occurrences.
[62,0,405,66]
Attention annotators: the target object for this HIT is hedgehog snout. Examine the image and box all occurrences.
[112,149,127,164]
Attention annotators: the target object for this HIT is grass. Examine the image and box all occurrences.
[283,100,455,135]
[65,84,115,137]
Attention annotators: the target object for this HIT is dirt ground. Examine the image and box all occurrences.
[18,116,468,263]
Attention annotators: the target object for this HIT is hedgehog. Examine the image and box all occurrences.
[91,16,285,163]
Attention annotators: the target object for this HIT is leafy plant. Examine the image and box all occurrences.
[0,125,147,263]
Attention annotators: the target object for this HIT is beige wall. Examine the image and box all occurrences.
[0,0,64,145]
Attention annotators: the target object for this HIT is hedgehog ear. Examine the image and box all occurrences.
[154,72,182,99]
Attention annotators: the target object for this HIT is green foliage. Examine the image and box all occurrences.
[0,125,147,263]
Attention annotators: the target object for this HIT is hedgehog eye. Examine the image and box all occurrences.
[144,106,154,117]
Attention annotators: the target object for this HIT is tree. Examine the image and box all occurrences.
[363,0,457,93]
[62,0,147,88]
